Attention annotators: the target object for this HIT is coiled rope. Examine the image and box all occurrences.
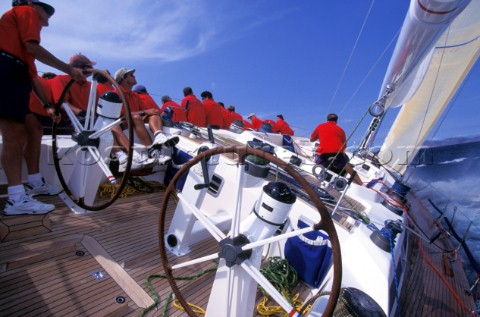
[256,257,312,316]
[98,177,161,199]
[140,264,218,317]
[141,257,308,316]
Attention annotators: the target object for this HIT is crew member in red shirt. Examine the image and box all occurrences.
[218,102,231,130]
[113,68,179,169]
[310,113,362,185]
[0,0,85,215]
[272,114,294,136]
[133,84,159,110]
[50,53,95,124]
[181,87,206,127]
[161,96,186,123]
[201,91,223,128]
[29,73,55,119]
[226,105,243,129]
[247,113,263,130]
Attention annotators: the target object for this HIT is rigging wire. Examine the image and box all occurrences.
[338,28,401,116]
[327,0,377,114]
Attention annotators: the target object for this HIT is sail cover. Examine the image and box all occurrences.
[378,0,480,174]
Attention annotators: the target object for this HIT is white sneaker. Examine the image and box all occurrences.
[3,194,55,216]
[25,178,63,196]
[118,152,156,172]
[134,151,156,169]
[149,149,172,165]
[151,132,179,150]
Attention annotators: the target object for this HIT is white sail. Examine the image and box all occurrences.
[379,0,471,109]
[378,0,480,174]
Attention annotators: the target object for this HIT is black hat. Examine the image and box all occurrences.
[13,0,55,17]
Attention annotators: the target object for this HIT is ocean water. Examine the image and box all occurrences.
[404,136,480,287]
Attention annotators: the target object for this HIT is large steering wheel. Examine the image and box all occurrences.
[158,145,342,316]
[52,69,134,211]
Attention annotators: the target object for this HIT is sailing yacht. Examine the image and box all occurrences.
[0,0,479,316]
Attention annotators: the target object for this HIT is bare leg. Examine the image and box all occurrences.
[345,163,363,185]
[24,114,43,175]
[132,115,153,147]
[147,114,163,134]
[112,125,131,152]
[0,118,28,186]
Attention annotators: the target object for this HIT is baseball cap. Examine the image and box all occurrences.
[12,0,55,17]
[69,53,96,68]
[247,113,255,119]
[114,68,135,82]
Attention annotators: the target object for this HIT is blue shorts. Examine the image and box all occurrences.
[0,51,31,123]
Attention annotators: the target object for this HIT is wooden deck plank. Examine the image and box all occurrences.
[397,194,475,316]
[81,234,155,309]
[0,172,476,317]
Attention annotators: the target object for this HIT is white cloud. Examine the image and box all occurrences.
[1,1,231,63]
[38,0,222,62]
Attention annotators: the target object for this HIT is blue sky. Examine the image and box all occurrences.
[2,0,479,146]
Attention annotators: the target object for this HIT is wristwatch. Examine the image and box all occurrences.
[43,102,52,110]
[140,110,146,116]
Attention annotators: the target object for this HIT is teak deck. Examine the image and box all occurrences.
[0,182,475,316]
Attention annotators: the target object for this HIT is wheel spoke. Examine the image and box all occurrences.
[230,163,245,238]
[240,261,299,315]
[57,143,81,160]
[84,80,97,130]
[241,226,315,252]
[171,253,219,270]
[62,102,83,133]
[87,147,117,185]
[77,150,88,200]
[177,192,227,242]
[88,118,123,139]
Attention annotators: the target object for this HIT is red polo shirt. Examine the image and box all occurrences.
[227,111,243,128]
[310,121,346,154]
[182,95,206,127]
[162,100,186,122]
[51,75,91,112]
[0,6,41,78]
[97,82,114,96]
[29,76,54,116]
[272,119,294,136]
[203,99,223,128]
[250,117,263,130]
[136,92,159,111]
[220,107,231,129]
[114,87,143,114]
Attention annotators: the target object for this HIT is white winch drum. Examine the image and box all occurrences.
[96,91,123,119]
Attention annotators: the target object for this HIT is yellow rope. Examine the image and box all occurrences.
[256,293,311,316]
[97,178,164,199]
[172,298,206,315]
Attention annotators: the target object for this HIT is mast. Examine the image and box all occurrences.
[360,0,472,150]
